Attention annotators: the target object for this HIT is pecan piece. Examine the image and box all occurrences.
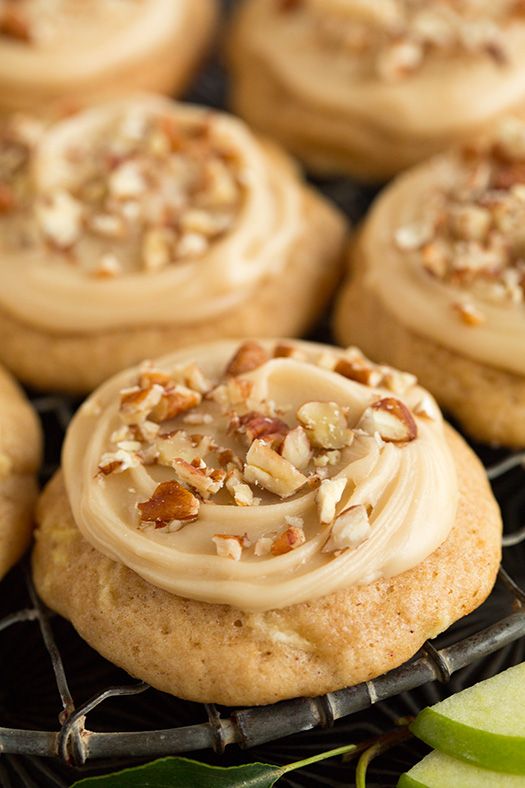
[297,401,353,450]
[137,480,199,524]
[322,505,371,553]
[281,426,312,470]
[244,439,307,498]
[150,385,202,422]
[225,341,269,377]
[335,358,382,387]
[173,458,225,498]
[360,398,418,443]
[271,526,305,556]
[235,411,289,447]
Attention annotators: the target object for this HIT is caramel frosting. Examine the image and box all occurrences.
[0,96,304,333]
[63,339,458,612]
[0,1,187,85]
[362,116,525,376]
[236,0,525,143]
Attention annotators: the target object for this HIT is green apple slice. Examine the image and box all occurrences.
[410,662,525,774]
[397,750,525,787]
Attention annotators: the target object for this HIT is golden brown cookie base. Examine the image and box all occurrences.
[0,0,218,114]
[32,427,500,706]
[0,189,346,394]
[334,262,525,448]
[0,365,41,579]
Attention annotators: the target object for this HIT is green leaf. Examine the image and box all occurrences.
[70,756,283,788]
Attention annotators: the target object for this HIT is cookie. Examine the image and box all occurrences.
[0,364,42,580]
[32,339,501,705]
[0,0,217,113]
[0,97,346,393]
[334,117,525,447]
[227,0,525,181]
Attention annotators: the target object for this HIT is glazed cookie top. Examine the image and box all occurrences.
[0,96,303,332]
[0,1,188,77]
[236,0,525,138]
[0,0,146,47]
[63,339,457,611]
[283,0,523,80]
[362,116,525,375]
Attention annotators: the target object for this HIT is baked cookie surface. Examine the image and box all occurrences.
[0,98,346,393]
[0,0,217,113]
[335,118,525,447]
[0,364,41,580]
[228,0,525,181]
[32,339,501,705]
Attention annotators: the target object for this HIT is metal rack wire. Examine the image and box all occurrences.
[1,396,524,771]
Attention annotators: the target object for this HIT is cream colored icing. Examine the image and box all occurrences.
[0,96,303,332]
[63,340,458,612]
[361,154,525,376]
[237,0,525,141]
[0,1,184,81]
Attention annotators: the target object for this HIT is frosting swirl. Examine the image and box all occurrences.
[362,116,525,375]
[63,339,458,612]
[0,96,303,333]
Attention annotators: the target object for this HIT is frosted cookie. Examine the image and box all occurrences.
[228,0,525,181]
[0,364,42,580]
[0,0,217,114]
[334,117,525,447]
[32,339,501,705]
[0,97,346,393]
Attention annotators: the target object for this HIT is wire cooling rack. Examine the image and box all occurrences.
[0,395,525,788]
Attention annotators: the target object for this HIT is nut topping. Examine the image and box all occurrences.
[335,357,383,388]
[271,525,306,556]
[360,398,418,443]
[244,439,307,498]
[317,477,347,524]
[297,401,353,450]
[225,341,270,377]
[453,301,486,326]
[281,426,312,470]
[137,480,199,525]
[323,505,371,553]
[98,448,141,476]
[212,534,249,560]
[173,458,225,498]
[150,385,202,422]
[235,411,289,447]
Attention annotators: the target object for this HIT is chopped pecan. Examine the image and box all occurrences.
[452,301,485,326]
[244,439,307,498]
[360,398,418,444]
[150,385,202,422]
[225,341,269,377]
[120,384,164,424]
[137,480,199,524]
[271,526,305,556]
[322,505,371,553]
[235,411,289,447]
[317,477,347,524]
[335,358,382,387]
[297,401,353,450]
[281,426,312,470]
[212,534,249,560]
[173,458,225,498]
[98,449,141,476]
